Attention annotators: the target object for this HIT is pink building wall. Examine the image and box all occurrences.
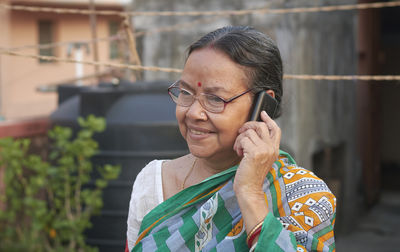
[0,0,127,120]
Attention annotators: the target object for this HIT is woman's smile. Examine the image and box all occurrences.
[187,124,214,139]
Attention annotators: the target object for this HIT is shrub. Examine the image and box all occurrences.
[0,115,121,252]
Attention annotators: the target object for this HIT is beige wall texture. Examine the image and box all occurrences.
[0,0,126,120]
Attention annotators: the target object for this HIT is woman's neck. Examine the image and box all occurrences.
[194,153,241,178]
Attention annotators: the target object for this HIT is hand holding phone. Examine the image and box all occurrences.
[233,90,281,196]
[249,91,278,121]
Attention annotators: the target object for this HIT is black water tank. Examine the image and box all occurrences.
[51,81,188,251]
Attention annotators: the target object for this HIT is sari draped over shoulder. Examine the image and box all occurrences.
[132,151,336,252]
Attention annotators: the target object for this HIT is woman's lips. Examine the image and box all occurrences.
[187,126,214,140]
[189,128,209,135]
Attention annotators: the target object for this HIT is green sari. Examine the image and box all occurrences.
[133,151,336,251]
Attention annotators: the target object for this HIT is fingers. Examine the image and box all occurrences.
[234,111,281,157]
[234,129,263,156]
[260,111,281,144]
[234,135,254,157]
[239,111,276,140]
[236,129,263,146]
[238,122,267,142]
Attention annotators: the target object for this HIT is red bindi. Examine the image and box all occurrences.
[197,82,202,87]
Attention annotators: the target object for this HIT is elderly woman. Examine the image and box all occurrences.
[126,26,336,252]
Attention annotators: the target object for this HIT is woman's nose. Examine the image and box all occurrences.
[186,98,207,120]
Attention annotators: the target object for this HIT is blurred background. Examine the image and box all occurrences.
[0,0,399,251]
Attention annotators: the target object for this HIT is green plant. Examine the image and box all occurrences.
[0,115,121,252]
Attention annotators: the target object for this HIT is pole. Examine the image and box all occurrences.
[123,15,142,81]
[89,0,100,82]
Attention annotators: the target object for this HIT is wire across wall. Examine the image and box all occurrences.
[2,49,400,81]
[0,1,400,82]
[1,1,400,17]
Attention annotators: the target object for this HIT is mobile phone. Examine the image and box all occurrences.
[249,91,278,121]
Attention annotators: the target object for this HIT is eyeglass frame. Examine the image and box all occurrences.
[167,80,254,113]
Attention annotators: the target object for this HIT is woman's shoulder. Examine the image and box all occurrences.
[161,154,192,182]
[272,155,330,186]
[130,160,167,211]
[272,151,327,186]
[162,154,192,171]
[265,154,336,249]
[136,159,164,177]
[132,155,191,200]
[160,154,193,200]
[268,152,336,212]
[132,160,163,188]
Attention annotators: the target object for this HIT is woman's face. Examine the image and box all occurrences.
[176,47,253,161]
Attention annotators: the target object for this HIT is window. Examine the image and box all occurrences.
[109,21,119,59]
[38,20,55,63]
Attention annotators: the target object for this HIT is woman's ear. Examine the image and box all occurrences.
[266,90,275,98]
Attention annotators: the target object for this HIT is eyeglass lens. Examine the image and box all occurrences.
[168,87,225,113]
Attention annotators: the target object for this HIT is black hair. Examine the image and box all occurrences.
[186,26,283,117]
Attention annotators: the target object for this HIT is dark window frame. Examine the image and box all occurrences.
[38,20,56,63]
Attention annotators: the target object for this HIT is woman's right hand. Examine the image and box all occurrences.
[232,110,281,236]
[233,110,281,195]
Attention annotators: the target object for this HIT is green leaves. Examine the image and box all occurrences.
[78,114,106,133]
[0,115,120,251]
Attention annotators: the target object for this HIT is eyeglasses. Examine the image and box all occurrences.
[167,80,253,113]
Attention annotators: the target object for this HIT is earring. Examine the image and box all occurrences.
[200,112,206,117]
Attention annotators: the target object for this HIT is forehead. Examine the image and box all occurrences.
[179,80,228,93]
[181,48,249,92]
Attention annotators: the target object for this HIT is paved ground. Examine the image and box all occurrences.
[336,191,400,252]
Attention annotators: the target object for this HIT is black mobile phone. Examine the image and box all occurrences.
[249,91,278,121]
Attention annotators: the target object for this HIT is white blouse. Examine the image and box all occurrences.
[126,160,165,252]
